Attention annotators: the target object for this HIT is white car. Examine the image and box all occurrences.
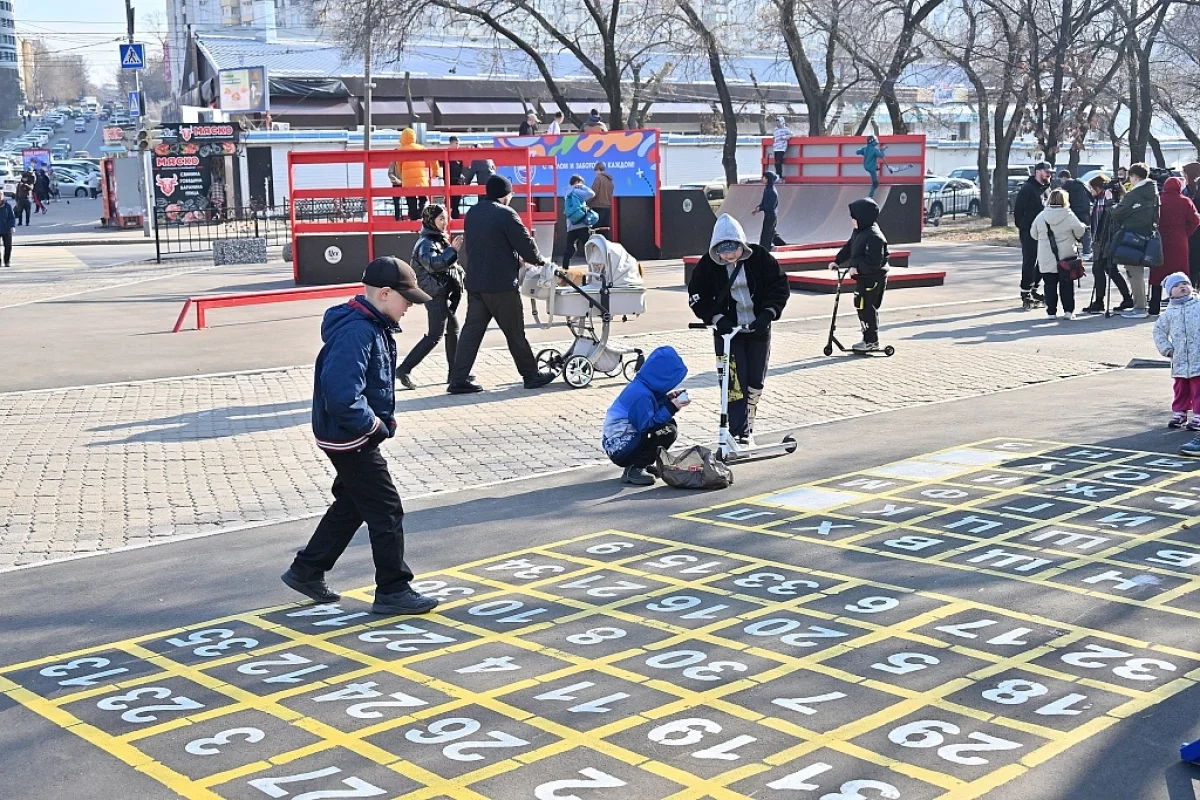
[74,118,86,133]
[924,176,981,224]
[0,166,17,198]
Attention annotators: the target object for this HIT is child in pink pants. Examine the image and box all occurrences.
[1154,272,1200,430]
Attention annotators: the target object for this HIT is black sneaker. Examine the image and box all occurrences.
[1081,303,1104,314]
[281,569,341,603]
[1115,299,1135,312]
[396,372,416,390]
[447,380,484,394]
[372,587,439,615]
[523,371,557,389]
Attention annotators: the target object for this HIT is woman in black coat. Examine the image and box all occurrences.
[1084,175,1132,313]
[687,213,789,444]
[396,203,466,389]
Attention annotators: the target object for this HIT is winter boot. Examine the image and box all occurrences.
[621,466,654,486]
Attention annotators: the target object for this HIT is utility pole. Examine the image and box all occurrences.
[125,0,150,236]
[362,0,372,151]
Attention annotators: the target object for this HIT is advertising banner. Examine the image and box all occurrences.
[21,148,51,172]
[218,67,268,114]
[494,130,660,197]
[151,123,239,220]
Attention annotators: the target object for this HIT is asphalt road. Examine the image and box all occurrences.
[2,369,1199,799]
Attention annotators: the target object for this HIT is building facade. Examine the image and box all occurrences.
[0,0,18,73]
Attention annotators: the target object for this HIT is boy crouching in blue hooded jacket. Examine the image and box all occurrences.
[603,347,690,485]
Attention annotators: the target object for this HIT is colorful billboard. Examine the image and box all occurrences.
[218,67,268,114]
[494,130,659,197]
[21,148,51,172]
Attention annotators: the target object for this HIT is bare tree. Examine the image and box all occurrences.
[674,0,740,185]
[776,0,861,134]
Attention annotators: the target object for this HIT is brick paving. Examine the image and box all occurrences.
[0,324,1114,569]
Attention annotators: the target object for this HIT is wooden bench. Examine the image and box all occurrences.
[683,248,911,283]
[787,267,946,293]
[173,284,362,332]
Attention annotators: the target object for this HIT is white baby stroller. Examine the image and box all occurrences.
[520,234,647,388]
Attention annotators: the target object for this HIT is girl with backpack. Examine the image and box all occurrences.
[562,174,596,269]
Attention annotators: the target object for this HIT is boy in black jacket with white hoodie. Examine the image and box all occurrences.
[829,197,890,352]
[688,214,789,444]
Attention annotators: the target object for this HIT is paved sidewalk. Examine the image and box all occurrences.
[0,324,1113,569]
[0,252,225,309]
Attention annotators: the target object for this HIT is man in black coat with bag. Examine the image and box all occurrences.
[1014,162,1052,310]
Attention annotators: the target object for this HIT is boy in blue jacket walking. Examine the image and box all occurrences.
[602,347,690,485]
[282,257,440,615]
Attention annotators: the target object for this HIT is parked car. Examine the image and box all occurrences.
[0,165,18,198]
[924,177,981,224]
[1005,177,1025,215]
[53,168,91,197]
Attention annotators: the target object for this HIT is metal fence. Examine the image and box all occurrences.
[922,187,982,226]
[154,203,292,261]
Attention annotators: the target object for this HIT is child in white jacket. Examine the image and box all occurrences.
[1154,273,1200,442]
[1032,188,1087,320]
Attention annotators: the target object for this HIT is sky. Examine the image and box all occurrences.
[20,0,169,89]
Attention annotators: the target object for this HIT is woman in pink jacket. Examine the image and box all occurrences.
[1154,177,1200,315]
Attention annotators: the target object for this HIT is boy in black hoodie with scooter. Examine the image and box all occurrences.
[829,198,890,352]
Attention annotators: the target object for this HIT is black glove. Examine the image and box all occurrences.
[365,421,391,449]
[752,310,774,332]
[714,315,736,335]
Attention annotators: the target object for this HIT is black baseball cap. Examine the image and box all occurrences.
[362,256,431,303]
[1033,161,1052,173]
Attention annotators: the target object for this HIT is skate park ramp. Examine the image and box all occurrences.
[716,183,923,247]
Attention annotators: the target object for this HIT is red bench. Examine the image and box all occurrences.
[173,284,362,332]
[683,248,911,282]
[787,268,946,293]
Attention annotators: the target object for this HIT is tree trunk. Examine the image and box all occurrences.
[1150,133,1167,168]
[976,101,991,218]
[676,0,738,184]
[991,137,1012,227]
[777,0,827,135]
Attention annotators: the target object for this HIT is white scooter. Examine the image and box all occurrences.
[689,322,798,462]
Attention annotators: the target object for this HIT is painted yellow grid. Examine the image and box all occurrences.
[2,521,1199,799]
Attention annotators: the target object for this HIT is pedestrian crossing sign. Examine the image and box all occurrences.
[119,43,145,70]
[128,91,140,117]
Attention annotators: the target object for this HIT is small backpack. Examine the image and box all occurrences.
[565,189,598,226]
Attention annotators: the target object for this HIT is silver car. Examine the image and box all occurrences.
[924,177,981,224]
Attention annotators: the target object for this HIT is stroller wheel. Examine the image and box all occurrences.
[622,355,644,382]
[536,348,564,377]
[563,355,594,389]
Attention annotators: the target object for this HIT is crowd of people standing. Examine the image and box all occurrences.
[1014,160,1200,320]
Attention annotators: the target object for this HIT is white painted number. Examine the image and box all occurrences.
[732,572,820,595]
[1061,644,1177,681]
[887,719,1022,765]
[534,682,631,713]
[645,595,730,619]
[165,628,260,657]
[980,679,1090,716]
[248,766,385,799]
[410,580,476,599]
[96,686,204,723]
[642,554,723,573]
[743,618,849,648]
[558,574,647,598]
[843,596,901,614]
[485,558,565,579]
[771,692,848,716]
[39,657,129,687]
[644,649,748,681]
[404,717,529,761]
[767,762,900,799]
[585,541,635,555]
[534,768,627,799]
[467,600,548,624]
[238,653,328,684]
[565,627,628,646]
[358,623,456,652]
[935,619,1033,647]
[311,682,427,718]
[648,718,757,761]
[185,727,265,755]
[871,652,940,675]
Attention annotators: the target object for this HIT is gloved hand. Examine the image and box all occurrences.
[714,315,736,335]
[365,421,391,449]
[751,310,774,332]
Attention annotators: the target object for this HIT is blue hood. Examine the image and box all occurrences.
[634,346,687,394]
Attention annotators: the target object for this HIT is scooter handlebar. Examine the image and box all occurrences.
[688,322,708,329]
[689,322,752,333]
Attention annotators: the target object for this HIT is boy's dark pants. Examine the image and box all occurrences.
[717,330,771,438]
[774,151,785,175]
[290,447,414,593]
[1041,270,1075,314]
[1019,230,1040,295]
[855,272,887,344]
[758,211,778,251]
[613,422,678,469]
